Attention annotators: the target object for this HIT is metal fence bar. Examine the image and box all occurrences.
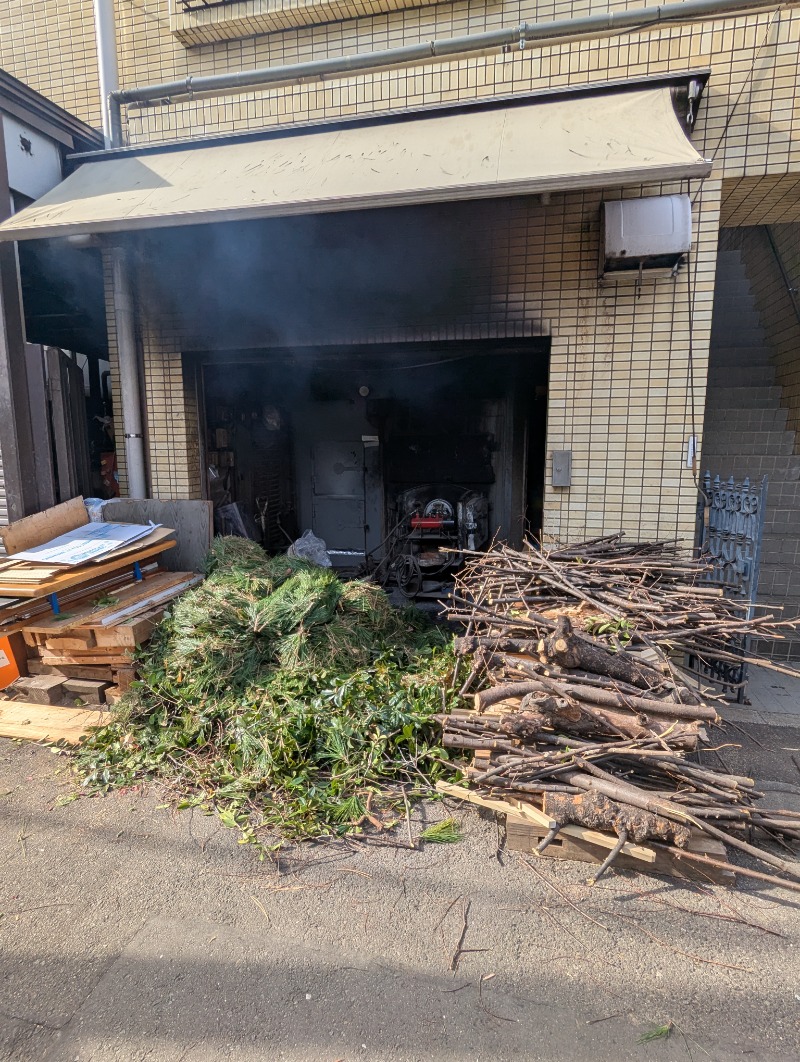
[694,471,768,702]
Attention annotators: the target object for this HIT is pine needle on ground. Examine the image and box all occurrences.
[420,818,462,844]
[638,1023,673,1044]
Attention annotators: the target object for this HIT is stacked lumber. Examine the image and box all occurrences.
[19,569,202,700]
[0,496,203,719]
[442,535,800,891]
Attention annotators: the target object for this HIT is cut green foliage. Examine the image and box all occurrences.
[75,538,456,846]
[92,593,120,610]
[637,1023,673,1044]
[420,817,461,843]
[584,615,634,645]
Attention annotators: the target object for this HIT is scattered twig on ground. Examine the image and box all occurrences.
[450,898,471,972]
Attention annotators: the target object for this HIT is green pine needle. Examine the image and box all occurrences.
[420,818,462,843]
[638,1022,673,1044]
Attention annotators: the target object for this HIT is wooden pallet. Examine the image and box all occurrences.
[437,780,735,885]
[504,816,735,885]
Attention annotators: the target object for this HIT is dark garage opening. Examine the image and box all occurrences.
[197,339,549,592]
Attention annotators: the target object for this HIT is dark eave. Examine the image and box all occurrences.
[0,68,103,154]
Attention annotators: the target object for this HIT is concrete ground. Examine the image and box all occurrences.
[2,666,800,1062]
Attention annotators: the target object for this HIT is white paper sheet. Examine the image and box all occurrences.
[14,522,160,566]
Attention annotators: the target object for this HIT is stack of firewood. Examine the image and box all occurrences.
[441,535,800,890]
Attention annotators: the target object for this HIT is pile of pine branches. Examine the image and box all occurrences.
[76,537,457,844]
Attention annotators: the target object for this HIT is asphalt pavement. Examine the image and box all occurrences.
[2,684,800,1061]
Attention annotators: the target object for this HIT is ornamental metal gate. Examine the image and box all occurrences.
[694,472,768,702]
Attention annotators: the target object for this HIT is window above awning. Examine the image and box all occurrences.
[0,84,711,242]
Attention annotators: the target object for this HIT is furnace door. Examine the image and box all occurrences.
[311,440,367,553]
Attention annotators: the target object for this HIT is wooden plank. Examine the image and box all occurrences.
[28,661,115,682]
[0,700,108,743]
[20,570,189,635]
[24,344,56,512]
[0,562,161,632]
[0,496,87,556]
[43,633,97,651]
[46,347,77,502]
[38,654,132,667]
[66,356,92,496]
[436,780,656,864]
[0,539,176,597]
[115,665,138,692]
[505,818,735,885]
[93,606,165,648]
[438,779,557,829]
[103,499,213,573]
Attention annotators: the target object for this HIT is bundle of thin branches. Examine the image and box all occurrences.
[443,534,800,888]
[449,533,800,681]
[439,710,800,888]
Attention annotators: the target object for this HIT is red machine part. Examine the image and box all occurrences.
[410,516,453,529]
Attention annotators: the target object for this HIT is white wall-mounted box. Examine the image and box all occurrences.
[602,194,692,275]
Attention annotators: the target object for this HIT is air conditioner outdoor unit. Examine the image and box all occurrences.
[601,194,692,275]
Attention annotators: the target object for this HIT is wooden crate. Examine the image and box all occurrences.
[505,815,735,885]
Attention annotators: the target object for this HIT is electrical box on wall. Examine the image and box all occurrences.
[601,194,692,276]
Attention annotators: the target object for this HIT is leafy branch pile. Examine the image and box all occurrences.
[76,537,456,842]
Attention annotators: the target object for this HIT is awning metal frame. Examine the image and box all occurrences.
[0,76,713,244]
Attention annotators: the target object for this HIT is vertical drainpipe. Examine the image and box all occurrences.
[93,0,148,497]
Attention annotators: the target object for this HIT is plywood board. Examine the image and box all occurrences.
[103,500,213,573]
[0,700,108,743]
[0,496,88,556]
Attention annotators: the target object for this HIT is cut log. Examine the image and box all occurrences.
[537,615,666,691]
[542,791,691,846]
[475,680,717,722]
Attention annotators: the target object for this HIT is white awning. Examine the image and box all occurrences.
[0,86,711,241]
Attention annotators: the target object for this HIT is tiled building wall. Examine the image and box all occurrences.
[0,0,101,127]
[1,1,798,177]
[107,177,719,545]
[114,4,800,195]
[1,0,796,546]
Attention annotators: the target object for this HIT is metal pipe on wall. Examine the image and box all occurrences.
[92,0,121,148]
[109,246,147,498]
[94,0,148,498]
[111,0,789,115]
